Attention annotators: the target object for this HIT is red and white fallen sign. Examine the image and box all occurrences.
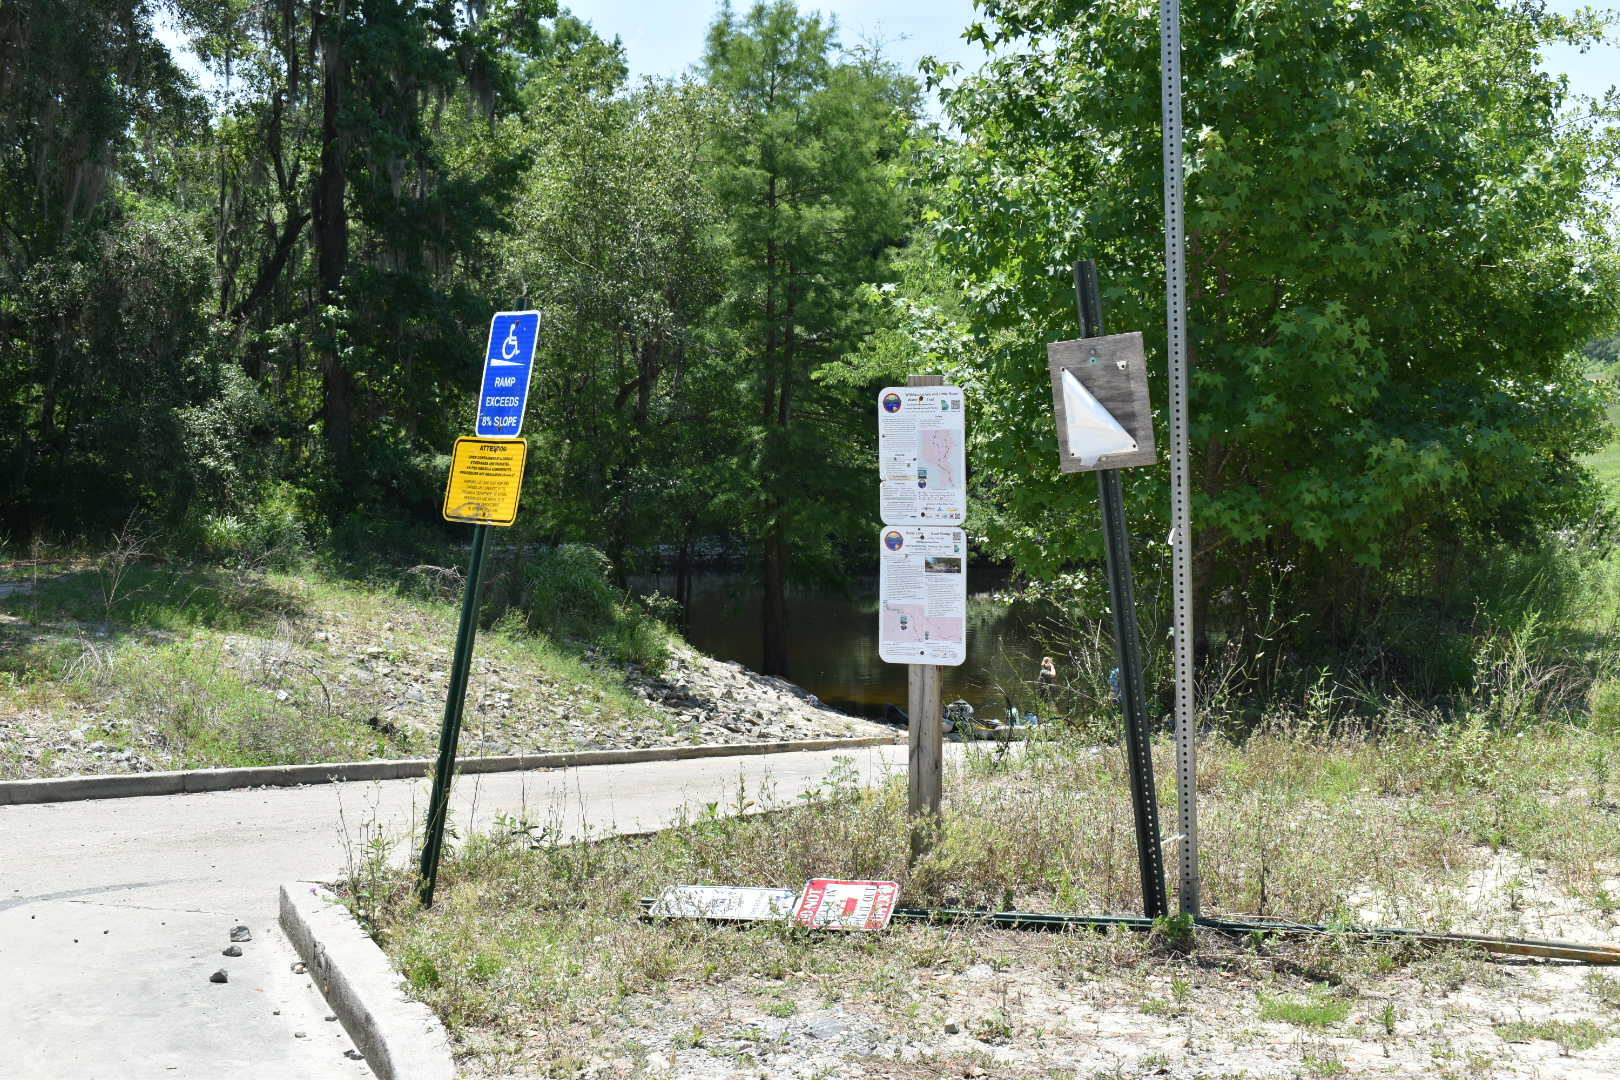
[789,879,899,931]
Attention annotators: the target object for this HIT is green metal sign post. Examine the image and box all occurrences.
[1072,260,1169,920]
[417,308,538,907]
[417,522,491,907]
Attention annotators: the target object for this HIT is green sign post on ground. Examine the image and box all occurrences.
[1047,260,1168,920]
[416,520,493,907]
[417,311,539,908]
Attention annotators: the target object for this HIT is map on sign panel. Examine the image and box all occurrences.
[877,526,967,666]
[877,385,965,527]
[476,310,540,438]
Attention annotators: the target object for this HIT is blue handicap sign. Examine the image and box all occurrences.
[475,310,540,438]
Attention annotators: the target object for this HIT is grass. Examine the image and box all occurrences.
[1300,1054,1348,1077]
[1589,972,1620,1010]
[0,568,424,773]
[0,554,669,777]
[1582,393,1620,497]
[0,562,302,633]
[348,721,1620,1076]
[1494,1019,1610,1053]
[1257,988,1352,1028]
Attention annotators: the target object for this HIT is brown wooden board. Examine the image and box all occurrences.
[1048,332,1157,472]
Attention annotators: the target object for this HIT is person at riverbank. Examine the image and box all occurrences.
[1037,655,1057,708]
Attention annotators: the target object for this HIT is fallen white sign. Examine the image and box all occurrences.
[648,885,798,922]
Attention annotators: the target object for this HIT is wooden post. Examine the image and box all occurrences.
[906,373,945,858]
[907,657,944,846]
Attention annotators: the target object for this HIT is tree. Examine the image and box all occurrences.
[161,0,565,522]
[1588,333,1620,370]
[702,1,920,676]
[892,0,1620,671]
[0,0,193,280]
[0,0,209,533]
[496,71,735,592]
[302,0,557,484]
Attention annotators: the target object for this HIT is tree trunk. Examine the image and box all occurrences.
[761,250,778,421]
[635,336,657,428]
[606,460,629,588]
[39,373,57,442]
[1192,540,1217,667]
[674,530,693,634]
[757,170,789,677]
[10,424,30,511]
[312,1,351,468]
[761,512,789,677]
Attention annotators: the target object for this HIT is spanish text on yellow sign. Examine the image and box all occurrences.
[443,437,527,526]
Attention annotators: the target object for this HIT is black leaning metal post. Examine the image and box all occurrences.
[1073,259,1170,920]
[417,522,491,907]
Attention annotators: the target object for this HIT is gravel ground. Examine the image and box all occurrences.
[462,907,1620,1080]
[544,946,1620,1080]
[446,850,1620,1080]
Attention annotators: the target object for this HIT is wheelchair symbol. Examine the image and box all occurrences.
[501,323,521,360]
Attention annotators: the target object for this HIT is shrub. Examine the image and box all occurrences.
[491,543,674,673]
[199,484,313,569]
[174,365,280,518]
[1590,679,1620,734]
[605,611,671,671]
[522,544,620,641]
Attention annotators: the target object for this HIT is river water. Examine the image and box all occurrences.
[637,571,1054,720]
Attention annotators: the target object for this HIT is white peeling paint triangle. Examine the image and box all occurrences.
[1062,369,1137,466]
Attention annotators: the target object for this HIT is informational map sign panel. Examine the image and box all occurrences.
[442,437,527,526]
[476,309,541,438]
[648,885,798,922]
[878,527,967,666]
[878,386,965,526]
[790,879,899,931]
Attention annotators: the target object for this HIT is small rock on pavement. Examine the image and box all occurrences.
[943,1021,961,1034]
[229,925,253,942]
[343,1049,364,1060]
[291,961,307,974]
[209,970,228,984]
[293,1032,307,1039]
[324,1015,337,1022]
[222,945,242,957]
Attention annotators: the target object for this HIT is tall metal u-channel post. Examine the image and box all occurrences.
[1160,0,1200,916]
[1073,261,1169,920]
[417,522,491,907]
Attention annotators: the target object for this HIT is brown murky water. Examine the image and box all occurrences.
[637,571,1053,720]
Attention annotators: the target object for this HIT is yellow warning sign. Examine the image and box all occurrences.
[443,437,527,526]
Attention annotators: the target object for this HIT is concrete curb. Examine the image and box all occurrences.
[280,881,456,1080]
[0,734,901,806]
